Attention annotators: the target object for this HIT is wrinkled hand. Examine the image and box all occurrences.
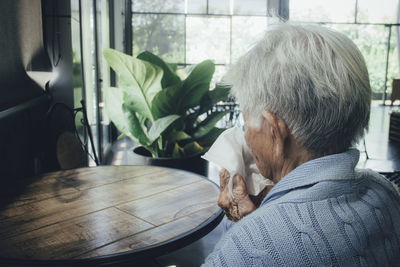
[217,169,272,222]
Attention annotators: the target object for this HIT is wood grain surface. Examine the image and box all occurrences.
[0,166,222,264]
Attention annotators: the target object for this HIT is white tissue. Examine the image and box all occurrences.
[202,127,274,196]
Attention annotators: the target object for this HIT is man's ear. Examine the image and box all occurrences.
[261,110,289,138]
[261,110,289,157]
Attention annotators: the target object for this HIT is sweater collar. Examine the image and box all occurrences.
[261,149,360,205]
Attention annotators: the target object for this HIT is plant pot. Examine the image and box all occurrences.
[132,146,209,177]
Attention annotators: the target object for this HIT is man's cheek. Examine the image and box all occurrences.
[256,161,270,179]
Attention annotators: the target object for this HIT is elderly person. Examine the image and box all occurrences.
[203,23,400,266]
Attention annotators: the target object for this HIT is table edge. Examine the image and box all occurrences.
[0,209,224,266]
[0,165,223,266]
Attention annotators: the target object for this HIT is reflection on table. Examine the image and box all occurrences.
[0,166,223,265]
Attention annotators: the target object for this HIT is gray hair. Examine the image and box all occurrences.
[226,23,371,155]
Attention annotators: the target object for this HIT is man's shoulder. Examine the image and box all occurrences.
[217,198,399,266]
[355,168,400,196]
[266,168,400,205]
[204,168,400,266]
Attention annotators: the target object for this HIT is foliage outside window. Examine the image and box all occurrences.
[290,0,400,100]
[131,0,400,101]
[131,0,269,88]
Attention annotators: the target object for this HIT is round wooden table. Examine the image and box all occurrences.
[0,166,223,266]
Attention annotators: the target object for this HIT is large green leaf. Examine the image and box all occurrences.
[183,141,206,157]
[151,84,182,118]
[123,104,152,146]
[137,51,181,88]
[198,85,231,115]
[151,60,217,118]
[103,86,135,141]
[172,143,184,158]
[185,85,230,132]
[103,48,163,121]
[167,130,191,143]
[180,60,215,111]
[148,114,180,143]
[193,110,229,139]
[168,63,178,72]
[195,127,226,147]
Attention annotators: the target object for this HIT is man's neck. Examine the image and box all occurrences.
[272,138,314,184]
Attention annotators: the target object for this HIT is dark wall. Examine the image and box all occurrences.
[42,0,74,108]
[0,104,49,181]
[0,0,74,180]
[0,0,48,111]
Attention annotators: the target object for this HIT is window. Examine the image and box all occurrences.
[129,0,399,102]
[132,14,185,63]
[130,0,271,86]
[357,0,398,24]
[71,0,111,165]
[74,0,399,156]
[186,16,230,64]
[290,0,400,102]
[290,0,355,23]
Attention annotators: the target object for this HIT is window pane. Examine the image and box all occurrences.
[71,0,80,22]
[187,0,207,14]
[290,0,356,23]
[232,16,267,62]
[81,0,100,165]
[132,0,185,13]
[186,16,230,64]
[71,1,82,110]
[212,65,227,88]
[179,64,227,88]
[132,14,185,63]
[71,0,84,139]
[330,24,388,100]
[234,0,267,16]
[97,0,111,155]
[388,26,399,97]
[357,0,398,23]
[209,0,231,15]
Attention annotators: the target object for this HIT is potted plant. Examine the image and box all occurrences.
[103,49,230,175]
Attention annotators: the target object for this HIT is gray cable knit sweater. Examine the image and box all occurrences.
[204,149,400,266]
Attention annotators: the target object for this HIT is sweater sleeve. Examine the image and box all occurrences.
[202,224,276,267]
[203,184,400,267]
[203,208,286,267]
